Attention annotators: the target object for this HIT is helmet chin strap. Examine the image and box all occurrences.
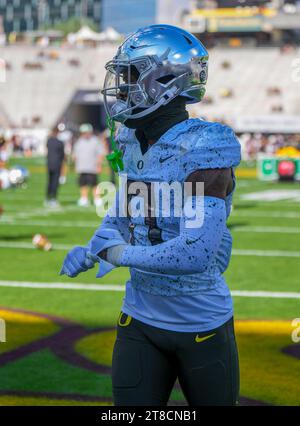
[113,85,179,122]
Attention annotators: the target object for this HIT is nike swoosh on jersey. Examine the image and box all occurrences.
[195,333,216,343]
[159,155,174,163]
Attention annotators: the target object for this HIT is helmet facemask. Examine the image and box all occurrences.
[102,51,192,123]
[102,56,154,123]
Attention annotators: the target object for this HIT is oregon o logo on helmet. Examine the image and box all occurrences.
[200,70,206,82]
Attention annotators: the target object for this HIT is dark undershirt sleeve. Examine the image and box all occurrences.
[185,168,234,199]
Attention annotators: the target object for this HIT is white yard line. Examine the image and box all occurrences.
[231,210,300,219]
[0,220,100,228]
[2,220,300,234]
[233,226,300,234]
[1,205,98,219]
[0,280,299,299]
[2,205,94,213]
[2,210,300,221]
[1,242,300,258]
[231,290,300,299]
[232,249,300,257]
[0,241,73,249]
[0,281,125,291]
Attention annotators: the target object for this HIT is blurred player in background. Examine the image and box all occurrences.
[0,133,9,195]
[56,122,73,186]
[0,133,9,169]
[73,123,105,207]
[61,25,241,406]
[0,134,6,214]
[45,126,65,208]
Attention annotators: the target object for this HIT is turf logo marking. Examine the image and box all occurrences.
[0,318,6,342]
[291,319,300,343]
[0,307,298,405]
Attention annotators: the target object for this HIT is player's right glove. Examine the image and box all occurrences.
[59,246,98,278]
[59,228,127,278]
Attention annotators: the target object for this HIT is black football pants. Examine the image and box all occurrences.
[112,313,239,406]
[47,168,60,199]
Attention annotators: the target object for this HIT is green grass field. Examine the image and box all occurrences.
[0,157,300,406]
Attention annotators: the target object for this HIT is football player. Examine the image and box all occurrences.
[60,24,241,406]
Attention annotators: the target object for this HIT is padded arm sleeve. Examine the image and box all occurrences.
[120,196,226,275]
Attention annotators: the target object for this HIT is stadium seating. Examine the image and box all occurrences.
[0,45,115,129]
[191,47,300,120]
[0,45,299,128]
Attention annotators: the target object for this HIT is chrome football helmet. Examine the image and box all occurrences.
[102,24,209,123]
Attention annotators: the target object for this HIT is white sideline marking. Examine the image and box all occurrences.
[2,220,300,234]
[0,220,100,228]
[233,249,300,257]
[241,189,300,202]
[0,241,72,249]
[231,290,300,299]
[0,281,125,291]
[231,210,300,219]
[1,205,99,220]
[1,205,300,227]
[233,226,300,234]
[1,242,300,258]
[0,280,299,299]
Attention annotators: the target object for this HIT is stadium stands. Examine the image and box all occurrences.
[191,46,300,120]
[0,101,11,127]
[0,45,115,129]
[0,44,299,130]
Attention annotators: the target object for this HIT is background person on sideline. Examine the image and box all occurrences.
[73,123,105,207]
[0,134,9,169]
[45,127,65,208]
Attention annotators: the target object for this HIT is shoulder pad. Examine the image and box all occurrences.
[179,122,241,175]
